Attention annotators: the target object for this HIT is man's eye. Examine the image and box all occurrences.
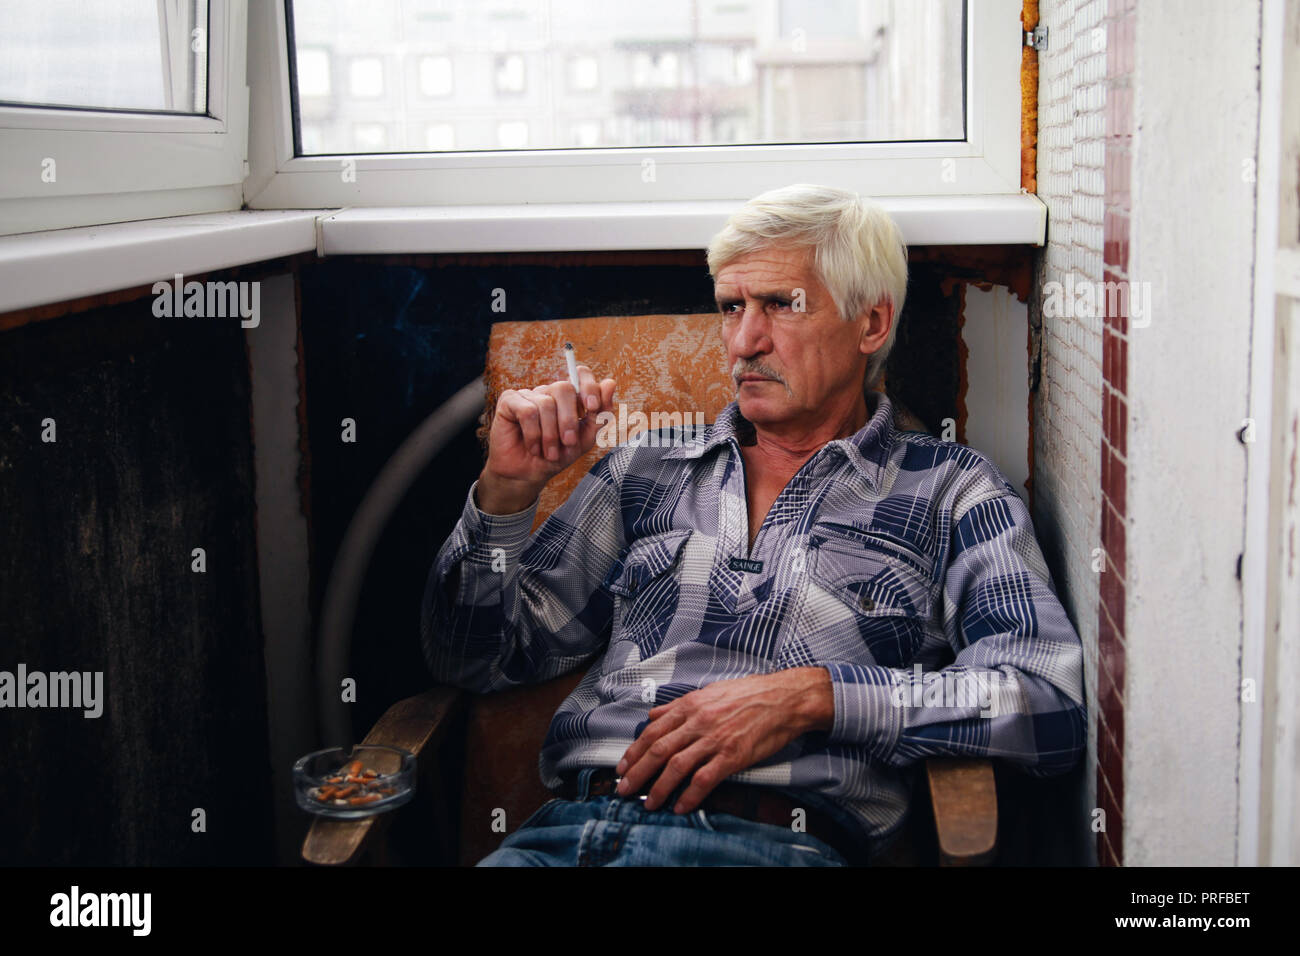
[771,299,792,310]
[721,303,742,315]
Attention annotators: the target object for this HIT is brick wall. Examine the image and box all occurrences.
[1096,0,1134,870]
[1032,0,1109,865]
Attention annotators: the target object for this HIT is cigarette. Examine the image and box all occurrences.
[564,342,588,421]
[564,342,580,392]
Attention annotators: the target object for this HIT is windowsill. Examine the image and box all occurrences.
[0,210,323,316]
[0,195,1046,316]
[318,195,1047,254]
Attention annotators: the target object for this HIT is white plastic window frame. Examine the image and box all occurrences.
[244,0,1025,210]
[0,0,249,238]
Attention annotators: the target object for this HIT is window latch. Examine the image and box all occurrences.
[1025,25,1049,51]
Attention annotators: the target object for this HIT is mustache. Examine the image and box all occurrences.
[731,360,785,383]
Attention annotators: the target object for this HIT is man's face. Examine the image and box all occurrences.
[715,244,885,432]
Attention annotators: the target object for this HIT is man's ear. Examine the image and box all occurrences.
[858,300,894,355]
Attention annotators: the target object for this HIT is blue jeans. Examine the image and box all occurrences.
[476,768,851,866]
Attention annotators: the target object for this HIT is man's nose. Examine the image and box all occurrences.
[728,302,772,356]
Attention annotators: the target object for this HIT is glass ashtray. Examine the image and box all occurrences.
[293,745,416,819]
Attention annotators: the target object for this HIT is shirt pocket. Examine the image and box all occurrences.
[803,523,936,667]
[600,529,693,659]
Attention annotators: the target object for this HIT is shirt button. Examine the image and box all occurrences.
[859,595,875,611]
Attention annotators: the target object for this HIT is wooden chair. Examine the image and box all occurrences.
[302,314,999,867]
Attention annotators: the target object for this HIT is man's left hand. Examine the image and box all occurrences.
[614,667,834,813]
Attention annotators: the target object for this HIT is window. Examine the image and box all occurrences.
[572,121,601,147]
[0,0,246,237]
[419,57,454,97]
[0,0,208,113]
[349,58,384,98]
[353,123,387,150]
[425,124,456,151]
[283,0,963,154]
[249,0,1019,211]
[568,55,599,93]
[631,51,680,90]
[497,121,529,149]
[297,49,332,98]
[1,1,1034,242]
[494,54,527,95]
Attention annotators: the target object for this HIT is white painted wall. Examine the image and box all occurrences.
[963,284,1031,504]
[1122,1,1258,865]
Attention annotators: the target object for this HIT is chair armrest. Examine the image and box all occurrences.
[302,685,467,866]
[924,758,998,866]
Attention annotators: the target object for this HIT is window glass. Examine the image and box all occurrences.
[0,0,209,114]
[288,0,963,155]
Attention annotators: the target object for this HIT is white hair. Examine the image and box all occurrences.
[706,183,909,389]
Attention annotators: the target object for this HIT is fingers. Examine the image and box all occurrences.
[616,704,727,813]
[499,371,618,463]
[550,381,582,450]
[668,755,733,815]
[577,376,618,445]
[643,737,717,812]
[615,706,686,796]
[518,387,562,461]
[499,388,544,458]
[570,365,614,429]
[576,364,601,414]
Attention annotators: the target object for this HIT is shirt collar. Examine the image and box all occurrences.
[662,384,897,493]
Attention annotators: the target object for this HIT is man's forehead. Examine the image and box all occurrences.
[713,248,817,291]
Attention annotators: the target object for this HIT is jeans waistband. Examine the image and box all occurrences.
[556,766,882,865]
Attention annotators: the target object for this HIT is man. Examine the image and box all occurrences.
[421,183,1086,866]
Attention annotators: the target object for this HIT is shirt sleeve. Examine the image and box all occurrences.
[420,452,627,693]
[822,485,1087,777]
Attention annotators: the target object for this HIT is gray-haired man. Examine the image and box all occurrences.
[422,183,1086,866]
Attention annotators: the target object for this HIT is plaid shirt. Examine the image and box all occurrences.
[421,388,1087,850]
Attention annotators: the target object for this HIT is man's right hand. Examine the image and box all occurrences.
[475,364,616,515]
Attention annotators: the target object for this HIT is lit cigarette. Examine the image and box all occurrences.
[564,341,581,392]
[564,341,585,419]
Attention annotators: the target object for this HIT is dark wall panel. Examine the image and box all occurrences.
[0,302,274,865]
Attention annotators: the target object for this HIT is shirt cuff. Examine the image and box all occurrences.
[462,477,539,552]
[822,662,905,762]
[430,480,540,609]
